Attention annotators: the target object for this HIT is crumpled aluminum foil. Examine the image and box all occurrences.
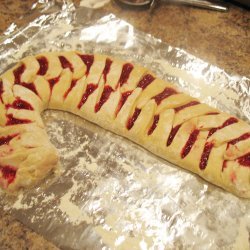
[0,1,249,250]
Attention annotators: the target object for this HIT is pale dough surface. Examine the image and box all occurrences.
[0,51,249,198]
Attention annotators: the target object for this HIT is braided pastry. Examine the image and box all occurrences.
[0,52,249,198]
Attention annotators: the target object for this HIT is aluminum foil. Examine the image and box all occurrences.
[0,1,249,249]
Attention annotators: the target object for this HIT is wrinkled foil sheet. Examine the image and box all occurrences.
[0,1,250,250]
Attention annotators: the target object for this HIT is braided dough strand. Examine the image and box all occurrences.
[0,51,249,198]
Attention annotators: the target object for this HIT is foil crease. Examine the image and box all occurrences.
[0,1,249,250]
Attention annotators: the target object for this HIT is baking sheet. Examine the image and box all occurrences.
[0,1,249,249]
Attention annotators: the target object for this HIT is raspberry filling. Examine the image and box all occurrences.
[223,150,250,172]
[0,80,3,103]
[208,117,238,138]
[153,87,177,105]
[7,98,33,110]
[102,58,113,83]
[181,129,200,158]
[37,57,48,76]
[115,91,133,117]
[227,132,250,147]
[95,85,113,112]
[148,115,159,135]
[205,112,220,115]
[19,82,38,96]
[59,56,73,72]
[237,153,250,167]
[78,54,94,76]
[48,77,60,92]
[230,172,237,183]
[127,108,141,130]
[14,64,38,96]
[167,124,181,147]
[6,114,31,126]
[37,57,48,75]
[63,79,78,99]
[222,160,227,171]
[0,165,16,185]
[0,134,19,146]
[199,142,214,170]
[118,63,133,88]
[137,74,155,90]
[14,64,25,83]
[78,83,98,109]
[174,101,200,113]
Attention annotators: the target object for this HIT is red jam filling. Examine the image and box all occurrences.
[174,101,200,113]
[118,63,134,88]
[222,160,227,172]
[6,114,31,126]
[115,91,132,117]
[0,134,19,146]
[63,79,78,99]
[0,165,16,184]
[208,117,238,138]
[48,77,60,91]
[0,80,3,103]
[95,85,113,112]
[199,142,214,170]
[20,82,38,96]
[102,58,113,83]
[59,56,73,72]
[205,112,220,115]
[230,172,237,183]
[167,124,181,147]
[237,153,250,167]
[137,74,155,90]
[148,115,159,135]
[78,54,94,76]
[78,83,98,109]
[127,108,141,130]
[227,133,250,147]
[153,87,178,105]
[14,64,25,84]
[7,98,33,110]
[13,64,38,96]
[37,57,48,76]
[181,129,200,158]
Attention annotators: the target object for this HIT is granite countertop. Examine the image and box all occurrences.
[0,0,249,249]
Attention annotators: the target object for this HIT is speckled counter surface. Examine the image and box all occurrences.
[0,211,59,250]
[0,0,249,249]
